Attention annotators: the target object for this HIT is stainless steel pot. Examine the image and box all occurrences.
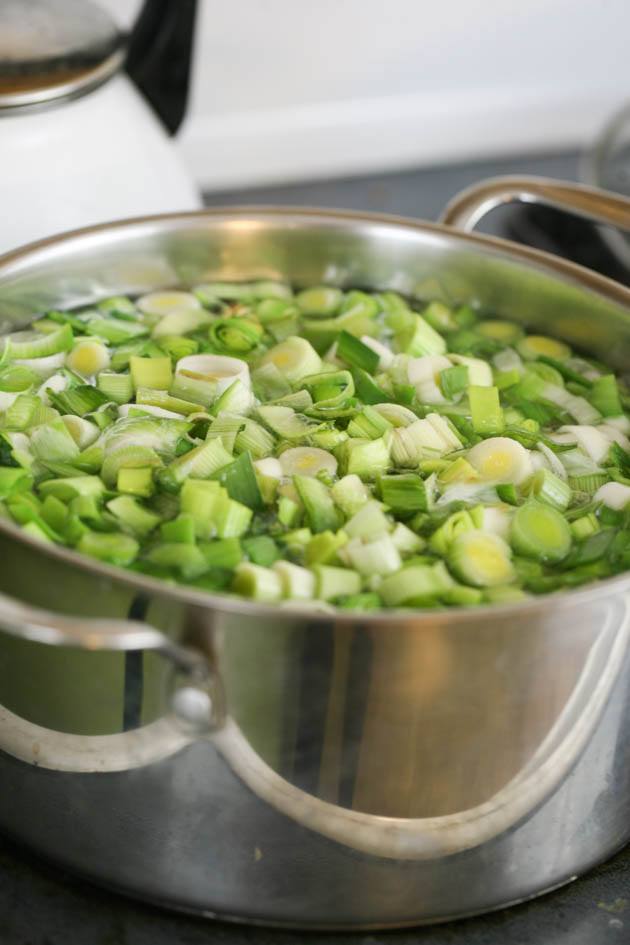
[1,177,630,929]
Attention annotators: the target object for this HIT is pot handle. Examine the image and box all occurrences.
[439,175,630,232]
[0,589,193,667]
[0,590,218,730]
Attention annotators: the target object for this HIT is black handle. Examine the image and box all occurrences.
[125,0,198,135]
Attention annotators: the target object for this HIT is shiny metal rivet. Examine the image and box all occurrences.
[171,686,213,731]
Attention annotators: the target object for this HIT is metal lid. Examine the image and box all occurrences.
[0,0,125,112]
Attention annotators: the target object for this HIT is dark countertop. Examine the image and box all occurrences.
[3,148,630,944]
[1,834,629,945]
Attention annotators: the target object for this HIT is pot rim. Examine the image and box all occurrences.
[1,204,629,627]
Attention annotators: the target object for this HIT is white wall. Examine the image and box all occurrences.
[101,0,630,191]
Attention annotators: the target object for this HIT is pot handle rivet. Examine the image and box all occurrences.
[170,685,215,733]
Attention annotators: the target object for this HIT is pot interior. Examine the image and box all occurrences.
[0,207,629,370]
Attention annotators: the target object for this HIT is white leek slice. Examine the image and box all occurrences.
[279,447,337,478]
[37,372,68,405]
[448,530,515,587]
[344,500,390,540]
[467,436,534,484]
[118,404,183,419]
[14,352,66,379]
[425,413,463,450]
[407,355,451,383]
[360,335,394,369]
[436,482,498,506]
[137,291,201,317]
[594,482,630,510]
[558,447,603,476]
[66,340,110,377]
[604,415,630,435]
[558,425,611,463]
[152,309,210,338]
[386,417,453,466]
[530,452,547,472]
[260,337,321,384]
[566,357,602,382]
[0,390,21,410]
[408,418,450,451]
[30,418,80,462]
[212,378,254,414]
[61,416,100,449]
[517,335,571,361]
[493,347,524,373]
[5,431,30,453]
[331,474,370,516]
[597,423,630,451]
[477,505,513,540]
[343,534,402,577]
[450,354,493,386]
[256,405,317,439]
[390,522,424,554]
[543,384,601,425]
[254,457,283,480]
[387,354,411,386]
[536,441,568,480]
[272,560,316,600]
[176,354,251,395]
[372,403,417,427]
[103,416,188,455]
[407,355,451,404]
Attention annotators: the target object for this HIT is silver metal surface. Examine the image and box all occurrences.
[0,0,124,111]
[440,174,630,234]
[0,184,629,926]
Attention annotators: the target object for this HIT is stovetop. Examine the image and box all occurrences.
[2,148,630,945]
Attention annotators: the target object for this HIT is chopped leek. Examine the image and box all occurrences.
[77,530,139,566]
[107,496,160,537]
[66,340,110,377]
[379,473,428,512]
[517,335,571,362]
[330,474,370,516]
[336,331,379,373]
[395,314,447,357]
[146,543,208,579]
[260,336,322,384]
[510,501,572,563]
[294,475,340,533]
[379,561,454,606]
[273,560,316,600]
[469,385,504,436]
[314,564,361,601]
[343,534,402,577]
[296,286,343,317]
[130,356,173,391]
[467,437,533,484]
[526,468,572,511]
[279,447,337,478]
[4,325,73,360]
[448,530,515,587]
[232,563,283,602]
[3,280,627,610]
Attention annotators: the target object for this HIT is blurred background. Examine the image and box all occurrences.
[100,0,630,282]
[103,0,630,193]
[4,0,630,272]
